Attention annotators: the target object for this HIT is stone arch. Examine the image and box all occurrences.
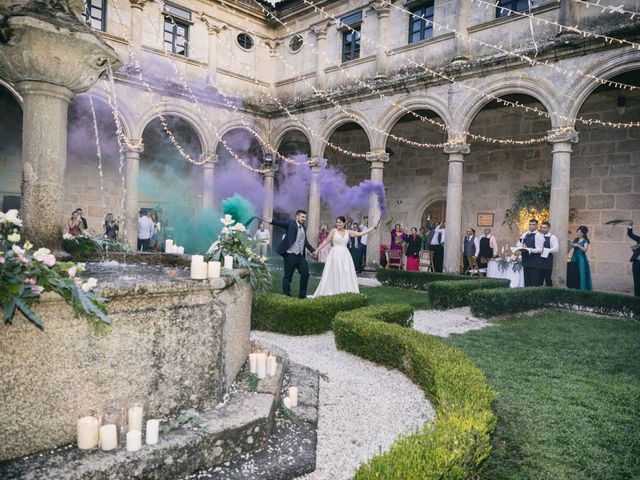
[274,127,312,158]
[563,50,640,121]
[378,95,452,145]
[215,121,269,156]
[409,190,447,229]
[318,110,373,158]
[454,75,561,135]
[0,79,22,107]
[136,104,211,154]
[77,91,134,140]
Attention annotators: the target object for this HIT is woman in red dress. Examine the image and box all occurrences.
[405,227,422,271]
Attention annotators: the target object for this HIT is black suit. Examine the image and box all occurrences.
[271,219,315,298]
[628,227,640,297]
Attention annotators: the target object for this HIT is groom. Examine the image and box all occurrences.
[264,210,316,298]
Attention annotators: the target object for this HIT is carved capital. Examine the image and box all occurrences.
[443,142,470,155]
[366,150,390,164]
[200,153,218,165]
[124,138,144,154]
[310,21,332,40]
[370,0,391,17]
[200,14,226,36]
[547,127,579,145]
[263,39,281,57]
[129,0,147,11]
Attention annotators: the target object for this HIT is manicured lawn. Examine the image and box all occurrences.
[268,270,431,309]
[444,311,640,480]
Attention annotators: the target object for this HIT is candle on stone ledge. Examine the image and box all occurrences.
[267,355,277,377]
[223,255,233,270]
[207,261,221,279]
[177,246,185,254]
[249,352,258,374]
[77,416,100,450]
[190,255,207,280]
[99,424,117,451]
[288,386,298,407]
[256,352,267,379]
[283,397,292,409]
[165,239,174,253]
[146,419,160,445]
[128,405,144,432]
[126,430,142,452]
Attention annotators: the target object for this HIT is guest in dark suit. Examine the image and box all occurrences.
[628,222,640,296]
[516,219,544,287]
[265,210,315,298]
[348,223,363,274]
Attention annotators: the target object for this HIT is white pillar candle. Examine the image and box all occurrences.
[126,430,142,452]
[77,416,99,450]
[256,352,267,379]
[191,254,204,264]
[190,259,207,279]
[283,397,292,409]
[165,239,174,252]
[146,419,160,445]
[171,244,179,254]
[177,246,185,254]
[267,355,277,377]
[128,405,144,432]
[207,261,221,279]
[99,424,118,451]
[249,353,258,374]
[288,386,298,407]
[223,255,233,270]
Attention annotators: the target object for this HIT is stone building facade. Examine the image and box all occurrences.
[0,0,638,292]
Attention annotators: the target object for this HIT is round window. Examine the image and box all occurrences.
[237,33,254,50]
[289,34,303,53]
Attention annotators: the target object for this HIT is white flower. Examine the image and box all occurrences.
[7,232,20,243]
[12,245,25,256]
[67,266,77,278]
[220,214,235,226]
[63,233,73,240]
[81,277,98,292]
[233,223,246,233]
[221,227,231,235]
[33,248,51,261]
[76,263,86,272]
[23,240,33,251]
[0,209,22,227]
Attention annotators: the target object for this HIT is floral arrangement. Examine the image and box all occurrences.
[0,210,109,332]
[205,214,271,293]
[496,257,523,273]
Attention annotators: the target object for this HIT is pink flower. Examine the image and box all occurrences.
[24,277,36,285]
[67,266,77,278]
[74,277,83,288]
[40,254,56,267]
[31,285,44,295]
[18,254,29,265]
[0,256,4,264]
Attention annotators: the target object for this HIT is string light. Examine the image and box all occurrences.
[293,0,640,129]
[88,95,107,215]
[571,0,639,20]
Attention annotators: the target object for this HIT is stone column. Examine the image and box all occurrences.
[201,154,218,210]
[262,168,276,236]
[443,142,470,274]
[451,0,472,62]
[129,0,147,62]
[370,1,391,78]
[557,0,580,39]
[0,8,121,251]
[366,150,390,269]
[307,158,321,247]
[310,22,330,91]
[124,139,143,248]
[201,17,225,86]
[548,127,579,287]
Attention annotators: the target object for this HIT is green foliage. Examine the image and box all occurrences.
[251,292,367,335]
[63,234,130,259]
[159,409,206,435]
[333,309,496,479]
[427,279,511,310]
[375,268,471,290]
[335,304,415,328]
[503,180,550,229]
[469,287,640,318]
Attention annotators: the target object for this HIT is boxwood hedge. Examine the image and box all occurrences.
[251,292,367,335]
[469,287,640,318]
[335,304,415,328]
[333,306,496,479]
[375,269,473,290]
[427,278,511,309]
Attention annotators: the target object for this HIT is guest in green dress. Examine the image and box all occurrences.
[570,225,592,291]
[420,226,429,251]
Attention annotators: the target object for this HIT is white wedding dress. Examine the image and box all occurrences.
[313,229,360,297]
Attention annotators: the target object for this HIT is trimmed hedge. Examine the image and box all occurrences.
[469,287,640,318]
[376,269,474,290]
[428,278,511,309]
[333,309,496,479]
[251,292,367,335]
[335,304,415,328]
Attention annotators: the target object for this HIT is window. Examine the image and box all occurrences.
[84,0,106,31]
[496,0,530,18]
[237,33,254,50]
[163,3,191,56]
[340,11,362,63]
[289,34,304,53]
[408,2,434,44]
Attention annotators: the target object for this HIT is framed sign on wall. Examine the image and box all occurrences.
[477,213,494,227]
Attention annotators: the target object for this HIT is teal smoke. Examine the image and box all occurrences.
[221,194,257,227]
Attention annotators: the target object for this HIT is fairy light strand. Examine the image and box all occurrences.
[88,94,107,215]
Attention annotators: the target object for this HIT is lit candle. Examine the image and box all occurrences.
[267,355,277,377]
[77,416,99,450]
[223,255,233,270]
[165,239,174,252]
[288,386,298,407]
[126,430,142,452]
[207,261,221,279]
[128,405,143,432]
[99,424,117,451]
[146,419,160,445]
[249,353,258,374]
[256,352,267,379]
[283,397,292,409]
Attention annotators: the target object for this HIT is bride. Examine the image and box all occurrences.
[311,216,379,297]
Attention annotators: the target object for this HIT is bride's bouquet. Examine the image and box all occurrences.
[205,214,271,293]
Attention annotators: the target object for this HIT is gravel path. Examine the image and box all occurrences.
[251,330,434,480]
[412,307,491,337]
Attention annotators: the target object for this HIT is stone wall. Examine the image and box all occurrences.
[0,274,251,461]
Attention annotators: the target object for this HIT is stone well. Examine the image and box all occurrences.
[0,265,251,461]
